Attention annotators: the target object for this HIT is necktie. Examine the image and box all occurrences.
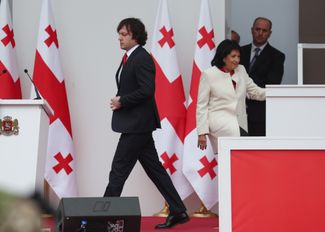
[249,47,260,72]
[122,53,128,65]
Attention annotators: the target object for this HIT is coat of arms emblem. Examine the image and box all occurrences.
[0,116,19,136]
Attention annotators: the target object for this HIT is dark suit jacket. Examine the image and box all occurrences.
[112,46,161,133]
[240,43,285,122]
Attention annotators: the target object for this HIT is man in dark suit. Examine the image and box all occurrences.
[240,17,285,136]
[104,18,189,229]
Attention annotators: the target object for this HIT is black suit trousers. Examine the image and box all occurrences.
[104,132,186,214]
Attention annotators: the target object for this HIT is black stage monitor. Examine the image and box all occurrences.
[56,197,141,232]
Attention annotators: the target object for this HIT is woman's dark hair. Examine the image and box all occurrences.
[117,18,148,46]
[211,39,240,68]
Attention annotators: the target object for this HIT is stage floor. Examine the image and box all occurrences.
[43,216,219,232]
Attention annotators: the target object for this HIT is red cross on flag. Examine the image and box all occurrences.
[183,0,218,209]
[0,0,22,99]
[33,0,77,198]
[151,0,193,200]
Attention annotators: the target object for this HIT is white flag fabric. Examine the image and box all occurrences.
[151,0,193,200]
[33,0,77,197]
[0,0,22,99]
[183,0,218,209]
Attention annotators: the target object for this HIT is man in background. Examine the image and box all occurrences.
[231,30,240,44]
[240,17,285,136]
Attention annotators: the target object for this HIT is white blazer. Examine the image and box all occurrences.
[196,65,265,152]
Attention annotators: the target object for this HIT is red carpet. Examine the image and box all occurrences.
[141,217,218,232]
[42,216,219,231]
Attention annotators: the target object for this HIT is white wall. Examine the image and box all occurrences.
[230,0,299,84]
[12,0,226,215]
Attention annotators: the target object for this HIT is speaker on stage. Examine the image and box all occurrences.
[56,197,141,232]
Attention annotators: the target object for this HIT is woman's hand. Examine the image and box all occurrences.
[198,134,207,150]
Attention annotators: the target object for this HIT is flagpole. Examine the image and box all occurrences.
[43,179,50,201]
[42,179,55,220]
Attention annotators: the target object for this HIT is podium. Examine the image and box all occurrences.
[218,137,325,232]
[265,85,325,136]
[0,99,53,196]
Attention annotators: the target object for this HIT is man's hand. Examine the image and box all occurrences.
[110,96,121,111]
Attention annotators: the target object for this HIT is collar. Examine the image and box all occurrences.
[126,45,139,57]
[219,66,235,76]
[251,42,267,53]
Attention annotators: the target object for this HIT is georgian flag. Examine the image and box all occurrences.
[33,0,77,197]
[183,0,218,209]
[151,0,193,199]
[0,0,22,99]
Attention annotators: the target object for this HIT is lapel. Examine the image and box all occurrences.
[231,70,240,98]
[115,46,143,90]
[232,71,239,86]
[216,67,238,98]
[115,63,123,89]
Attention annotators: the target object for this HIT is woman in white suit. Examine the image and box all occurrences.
[197,39,265,153]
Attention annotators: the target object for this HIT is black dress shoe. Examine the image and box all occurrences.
[155,212,189,229]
